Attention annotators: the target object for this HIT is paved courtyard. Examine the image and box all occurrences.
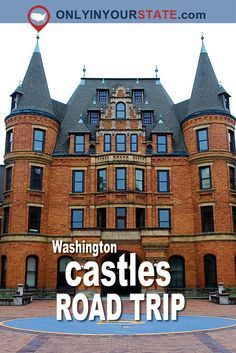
[0,299,236,353]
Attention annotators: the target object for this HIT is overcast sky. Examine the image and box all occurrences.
[0,23,235,163]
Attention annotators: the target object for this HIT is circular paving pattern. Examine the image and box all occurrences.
[1,314,236,336]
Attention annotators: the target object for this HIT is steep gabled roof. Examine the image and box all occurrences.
[11,40,54,117]
[151,114,173,134]
[69,116,90,134]
[54,78,187,155]
[187,40,228,117]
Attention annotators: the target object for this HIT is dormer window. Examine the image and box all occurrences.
[157,134,168,153]
[133,90,143,103]
[98,90,108,103]
[74,135,85,153]
[89,111,100,124]
[11,94,18,110]
[142,111,153,124]
[116,102,126,119]
[224,95,230,110]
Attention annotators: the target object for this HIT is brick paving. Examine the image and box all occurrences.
[0,299,235,353]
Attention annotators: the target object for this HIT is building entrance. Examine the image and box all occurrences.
[101,251,141,296]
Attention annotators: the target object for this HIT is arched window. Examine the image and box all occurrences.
[0,256,7,288]
[169,255,185,288]
[57,256,73,288]
[204,254,217,288]
[116,102,126,119]
[25,256,38,288]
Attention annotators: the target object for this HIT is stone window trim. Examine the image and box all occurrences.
[6,126,15,132]
[227,126,235,133]
[193,125,210,131]
[27,203,44,208]
[196,162,213,167]
[155,166,172,170]
[32,125,48,131]
[69,205,86,209]
[198,202,215,207]
[29,163,45,168]
[3,203,12,208]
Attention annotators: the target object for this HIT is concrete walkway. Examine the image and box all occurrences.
[0,299,235,353]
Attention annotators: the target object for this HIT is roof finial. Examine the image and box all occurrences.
[136,78,139,84]
[83,65,86,78]
[201,32,206,53]
[34,34,40,53]
[155,65,159,79]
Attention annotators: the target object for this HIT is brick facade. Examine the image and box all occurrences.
[0,38,235,293]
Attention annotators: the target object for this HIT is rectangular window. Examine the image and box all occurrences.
[71,209,84,229]
[116,207,126,229]
[33,129,45,152]
[201,206,214,233]
[158,209,171,228]
[116,168,126,191]
[3,207,10,234]
[104,134,111,152]
[130,134,138,152]
[142,112,152,124]
[28,207,41,233]
[5,130,13,153]
[72,170,85,193]
[133,90,143,103]
[98,90,108,103]
[97,169,107,192]
[136,208,145,228]
[157,170,170,192]
[228,130,235,153]
[232,207,236,232]
[197,128,209,152]
[199,166,212,190]
[116,134,126,152]
[135,169,144,192]
[157,135,168,153]
[229,167,236,190]
[90,111,99,124]
[5,167,12,191]
[30,166,43,191]
[97,208,106,229]
[74,135,85,153]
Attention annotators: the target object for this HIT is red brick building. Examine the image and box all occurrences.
[0,37,235,295]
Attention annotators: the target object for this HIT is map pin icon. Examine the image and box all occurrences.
[28,5,51,32]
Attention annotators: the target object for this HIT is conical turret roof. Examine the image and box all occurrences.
[187,37,228,116]
[13,39,54,116]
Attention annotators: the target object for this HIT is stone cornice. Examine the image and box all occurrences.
[4,151,53,165]
[188,150,235,164]
[1,232,235,244]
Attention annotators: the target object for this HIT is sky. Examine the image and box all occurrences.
[0,23,235,163]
